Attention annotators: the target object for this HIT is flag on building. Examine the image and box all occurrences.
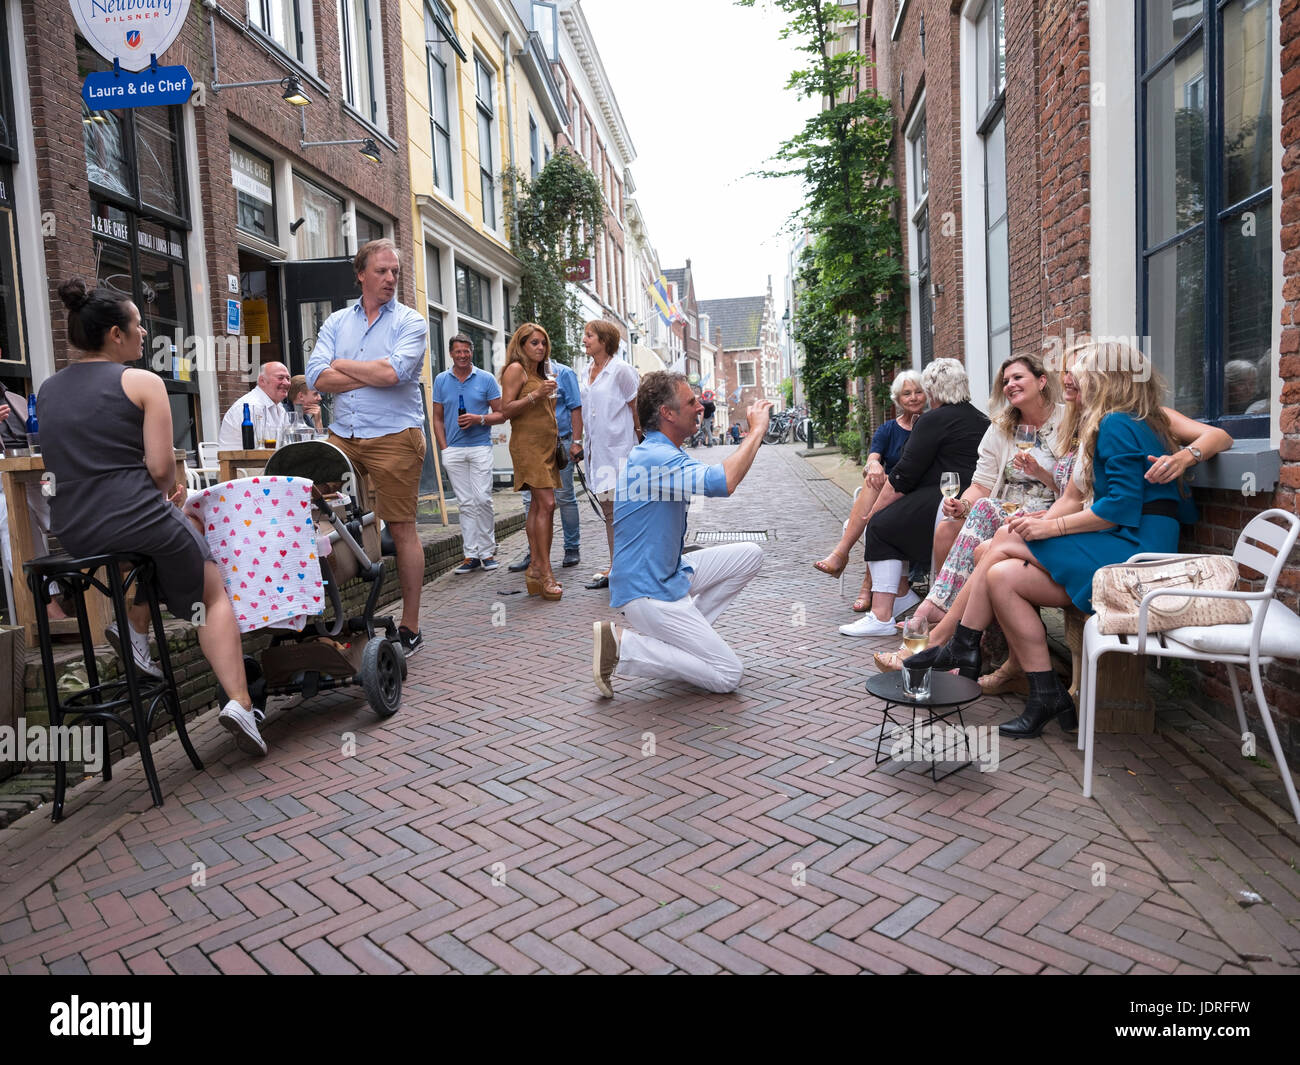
[648,275,686,327]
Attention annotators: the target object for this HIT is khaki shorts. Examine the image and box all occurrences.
[328,428,426,524]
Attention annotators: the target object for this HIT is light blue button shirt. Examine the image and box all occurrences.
[553,364,582,438]
[610,431,729,609]
[305,297,428,438]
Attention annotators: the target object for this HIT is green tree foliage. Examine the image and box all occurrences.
[504,148,605,364]
[740,0,908,435]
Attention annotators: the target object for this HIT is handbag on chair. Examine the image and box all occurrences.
[1092,555,1252,635]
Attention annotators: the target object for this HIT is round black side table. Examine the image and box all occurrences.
[867,671,983,782]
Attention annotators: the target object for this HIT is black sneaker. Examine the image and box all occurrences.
[398,627,423,658]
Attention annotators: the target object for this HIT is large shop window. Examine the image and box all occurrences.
[1139,0,1273,435]
[975,0,1009,384]
[455,261,494,371]
[474,57,497,229]
[231,140,277,243]
[80,41,196,449]
[339,0,384,129]
[425,2,458,199]
[0,0,27,383]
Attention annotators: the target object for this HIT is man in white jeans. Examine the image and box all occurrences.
[432,335,503,573]
[592,371,772,696]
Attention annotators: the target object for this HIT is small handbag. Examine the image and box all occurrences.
[1091,555,1252,635]
[554,440,569,471]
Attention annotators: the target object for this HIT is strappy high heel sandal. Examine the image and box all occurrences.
[852,575,873,612]
[978,659,1029,696]
[813,550,848,578]
[525,569,542,597]
[540,573,563,601]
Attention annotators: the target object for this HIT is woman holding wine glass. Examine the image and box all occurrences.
[500,323,564,601]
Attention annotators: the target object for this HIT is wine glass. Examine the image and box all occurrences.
[901,614,929,656]
[1014,424,1037,452]
[939,471,961,520]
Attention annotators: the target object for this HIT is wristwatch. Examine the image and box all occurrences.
[480,413,486,426]
[1182,444,1202,464]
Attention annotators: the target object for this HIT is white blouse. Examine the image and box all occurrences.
[580,358,639,493]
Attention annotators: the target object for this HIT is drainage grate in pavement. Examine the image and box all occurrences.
[693,530,770,542]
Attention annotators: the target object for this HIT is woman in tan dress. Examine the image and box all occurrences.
[500,323,564,600]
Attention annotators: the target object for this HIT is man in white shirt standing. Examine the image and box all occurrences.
[218,361,291,448]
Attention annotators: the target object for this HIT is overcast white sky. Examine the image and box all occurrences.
[581,0,818,303]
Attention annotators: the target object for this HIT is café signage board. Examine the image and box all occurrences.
[69,0,193,72]
[82,64,194,110]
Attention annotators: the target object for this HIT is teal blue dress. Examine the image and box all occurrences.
[1029,413,1196,612]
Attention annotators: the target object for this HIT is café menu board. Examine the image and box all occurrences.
[69,0,193,72]
[91,212,183,258]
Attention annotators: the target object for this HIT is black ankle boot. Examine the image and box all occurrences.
[902,624,983,680]
[999,670,1075,738]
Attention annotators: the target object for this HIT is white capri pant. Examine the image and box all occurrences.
[617,541,764,694]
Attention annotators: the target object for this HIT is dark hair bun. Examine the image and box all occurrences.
[58,278,90,313]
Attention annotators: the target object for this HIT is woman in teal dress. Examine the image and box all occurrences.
[904,343,1195,738]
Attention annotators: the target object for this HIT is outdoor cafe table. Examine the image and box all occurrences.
[0,448,188,648]
[216,448,275,483]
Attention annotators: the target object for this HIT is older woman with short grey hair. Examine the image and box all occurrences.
[839,358,989,637]
[814,368,928,610]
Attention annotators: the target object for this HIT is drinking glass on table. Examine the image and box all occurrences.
[901,615,932,699]
[939,471,961,519]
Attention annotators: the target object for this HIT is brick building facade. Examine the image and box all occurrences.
[700,283,781,428]
[870,0,1300,757]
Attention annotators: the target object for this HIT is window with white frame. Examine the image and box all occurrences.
[474,56,497,229]
[975,0,1009,382]
[907,106,934,366]
[248,0,313,66]
[338,0,385,130]
[425,241,447,374]
[425,1,460,199]
[738,362,756,387]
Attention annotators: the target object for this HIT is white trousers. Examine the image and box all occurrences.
[442,446,496,559]
[617,542,763,694]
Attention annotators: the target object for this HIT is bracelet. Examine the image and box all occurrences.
[1057,518,1065,537]
[480,413,486,426]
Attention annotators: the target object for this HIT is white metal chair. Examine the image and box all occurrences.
[1079,508,1300,824]
[194,441,220,487]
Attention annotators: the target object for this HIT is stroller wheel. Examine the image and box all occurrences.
[360,636,402,718]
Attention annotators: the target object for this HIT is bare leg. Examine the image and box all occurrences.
[817,482,881,571]
[956,533,1044,632]
[197,561,252,708]
[930,515,960,580]
[528,488,558,582]
[386,520,424,633]
[987,559,1071,672]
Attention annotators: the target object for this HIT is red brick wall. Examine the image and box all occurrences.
[24,1,411,419]
[717,348,767,427]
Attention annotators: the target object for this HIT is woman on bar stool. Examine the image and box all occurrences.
[37,279,267,755]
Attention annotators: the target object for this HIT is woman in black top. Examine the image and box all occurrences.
[839,358,988,638]
[39,280,266,756]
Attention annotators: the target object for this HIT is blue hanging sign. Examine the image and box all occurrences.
[81,58,193,111]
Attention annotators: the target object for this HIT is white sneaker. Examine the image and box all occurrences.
[218,700,267,756]
[839,613,899,637]
[891,590,921,619]
[105,622,163,679]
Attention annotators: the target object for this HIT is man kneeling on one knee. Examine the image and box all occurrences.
[592,371,772,696]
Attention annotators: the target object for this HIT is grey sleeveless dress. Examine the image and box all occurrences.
[37,361,211,617]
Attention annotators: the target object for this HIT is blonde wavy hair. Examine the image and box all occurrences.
[989,354,1056,436]
[1073,341,1175,495]
[1052,342,1089,459]
[500,322,551,382]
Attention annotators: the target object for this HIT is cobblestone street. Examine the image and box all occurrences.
[1,444,1298,974]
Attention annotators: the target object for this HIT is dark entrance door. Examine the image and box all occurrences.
[281,257,356,375]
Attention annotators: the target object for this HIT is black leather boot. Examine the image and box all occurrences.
[902,623,982,680]
[999,670,1076,738]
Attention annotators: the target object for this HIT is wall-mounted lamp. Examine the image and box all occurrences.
[298,109,382,164]
[931,282,945,299]
[289,217,307,235]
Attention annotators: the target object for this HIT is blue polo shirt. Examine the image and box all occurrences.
[554,364,582,438]
[610,431,729,608]
[433,366,502,448]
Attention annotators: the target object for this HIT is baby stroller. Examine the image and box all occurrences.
[216,439,405,718]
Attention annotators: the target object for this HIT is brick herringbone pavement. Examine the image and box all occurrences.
[1,444,1297,973]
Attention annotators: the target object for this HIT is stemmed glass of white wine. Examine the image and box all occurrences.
[940,471,961,520]
[1014,424,1037,452]
[901,614,929,655]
